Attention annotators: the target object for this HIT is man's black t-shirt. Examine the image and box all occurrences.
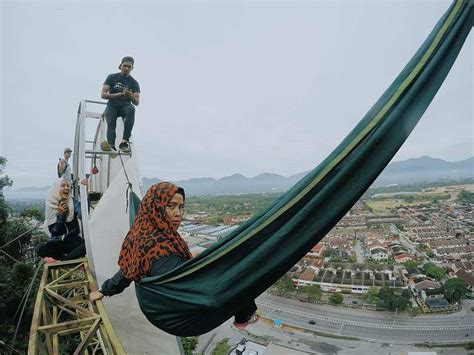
[104,73,140,104]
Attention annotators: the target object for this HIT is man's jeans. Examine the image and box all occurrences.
[105,102,135,146]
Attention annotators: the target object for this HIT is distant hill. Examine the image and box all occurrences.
[373,156,474,186]
[4,186,50,200]
[5,156,473,199]
[143,156,473,196]
[143,172,301,196]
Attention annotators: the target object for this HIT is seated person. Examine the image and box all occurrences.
[36,178,86,263]
[90,182,259,329]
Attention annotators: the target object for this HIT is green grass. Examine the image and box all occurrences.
[212,338,231,355]
[415,341,474,350]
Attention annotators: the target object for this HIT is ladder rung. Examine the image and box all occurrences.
[85,140,95,143]
[85,149,131,156]
[84,99,107,105]
[85,155,103,159]
[85,111,103,119]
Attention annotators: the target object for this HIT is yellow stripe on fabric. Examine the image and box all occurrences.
[155,0,464,285]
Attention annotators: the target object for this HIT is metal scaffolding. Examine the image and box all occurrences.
[28,258,124,354]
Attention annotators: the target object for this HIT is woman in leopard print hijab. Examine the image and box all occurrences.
[118,182,192,281]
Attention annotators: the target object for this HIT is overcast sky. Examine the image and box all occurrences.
[1,0,472,188]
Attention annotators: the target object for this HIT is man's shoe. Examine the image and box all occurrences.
[232,312,260,330]
[119,140,131,153]
[101,140,115,152]
[101,140,118,158]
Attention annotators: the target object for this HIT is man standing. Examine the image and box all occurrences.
[57,148,72,181]
[101,56,140,153]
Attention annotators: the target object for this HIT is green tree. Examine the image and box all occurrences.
[362,286,378,304]
[323,249,332,258]
[418,244,428,252]
[1,219,36,261]
[0,157,12,226]
[403,260,419,269]
[0,260,38,351]
[305,285,322,302]
[0,158,42,353]
[273,275,295,296]
[442,278,468,303]
[424,263,446,281]
[204,215,224,226]
[180,337,199,355]
[212,338,230,355]
[329,292,343,305]
[377,287,411,311]
[457,190,474,205]
[363,202,374,213]
[20,208,44,221]
[395,289,412,310]
[395,223,405,232]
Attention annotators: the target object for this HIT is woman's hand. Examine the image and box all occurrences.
[57,201,69,215]
[89,290,104,302]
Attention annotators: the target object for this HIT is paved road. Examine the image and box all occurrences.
[354,240,365,263]
[194,295,472,354]
[389,224,419,256]
[257,294,474,344]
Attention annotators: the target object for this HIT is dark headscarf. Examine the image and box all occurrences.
[118,182,192,281]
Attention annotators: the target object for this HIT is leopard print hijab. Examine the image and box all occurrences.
[118,182,192,281]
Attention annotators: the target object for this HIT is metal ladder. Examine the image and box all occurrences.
[28,100,128,354]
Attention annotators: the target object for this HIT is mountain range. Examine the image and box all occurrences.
[4,156,473,199]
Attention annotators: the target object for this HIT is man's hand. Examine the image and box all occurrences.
[122,88,133,98]
[89,290,104,302]
[57,202,69,215]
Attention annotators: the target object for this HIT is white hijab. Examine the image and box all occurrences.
[44,178,74,236]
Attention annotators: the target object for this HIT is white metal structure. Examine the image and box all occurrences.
[73,100,182,354]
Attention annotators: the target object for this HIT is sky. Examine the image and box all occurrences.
[1,0,472,188]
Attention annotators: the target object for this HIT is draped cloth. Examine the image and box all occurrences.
[132,0,473,336]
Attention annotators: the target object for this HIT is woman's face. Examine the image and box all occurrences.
[59,180,71,200]
[165,193,184,230]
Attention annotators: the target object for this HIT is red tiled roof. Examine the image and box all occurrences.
[455,269,474,287]
[311,243,324,252]
[299,269,316,282]
[394,253,414,261]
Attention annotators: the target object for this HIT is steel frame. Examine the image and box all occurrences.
[28,258,125,354]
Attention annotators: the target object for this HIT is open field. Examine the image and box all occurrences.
[365,183,473,214]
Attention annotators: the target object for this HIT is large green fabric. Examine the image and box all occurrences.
[129,190,141,227]
[136,0,473,336]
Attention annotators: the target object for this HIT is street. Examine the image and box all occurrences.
[257,293,473,343]
[194,294,473,354]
